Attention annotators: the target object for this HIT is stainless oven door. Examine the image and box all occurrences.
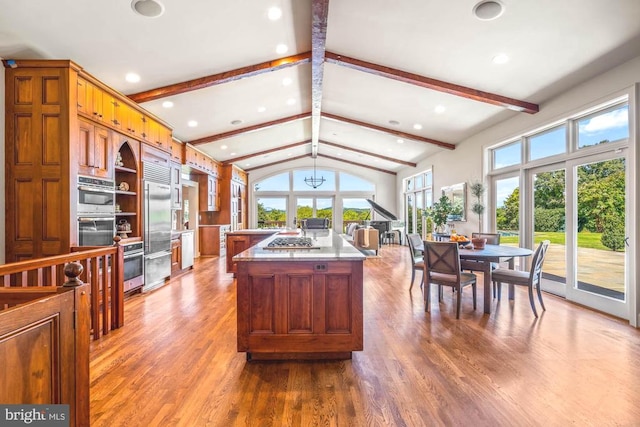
[77,217,116,246]
[78,185,115,214]
[123,250,144,292]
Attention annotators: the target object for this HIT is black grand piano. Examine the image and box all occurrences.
[365,199,406,245]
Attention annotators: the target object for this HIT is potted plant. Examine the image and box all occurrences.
[470,181,486,233]
[429,194,453,234]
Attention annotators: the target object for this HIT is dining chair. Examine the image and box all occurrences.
[461,232,501,297]
[406,233,424,290]
[423,241,477,319]
[491,240,550,317]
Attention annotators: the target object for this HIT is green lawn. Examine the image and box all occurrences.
[501,231,610,250]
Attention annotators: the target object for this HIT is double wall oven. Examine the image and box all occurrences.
[77,176,116,247]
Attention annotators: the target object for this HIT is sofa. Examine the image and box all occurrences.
[344,224,379,255]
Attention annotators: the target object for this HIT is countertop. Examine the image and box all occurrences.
[233,229,366,262]
[227,228,283,235]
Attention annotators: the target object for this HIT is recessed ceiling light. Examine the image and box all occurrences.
[125,72,140,83]
[282,77,292,86]
[397,139,404,144]
[413,124,423,130]
[389,120,400,126]
[230,119,243,125]
[187,120,198,127]
[286,98,296,105]
[230,152,237,156]
[276,44,288,54]
[220,145,228,150]
[245,163,251,167]
[131,0,165,18]
[434,105,446,114]
[267,6,282,21]
[287,153,293,157]
[473,0,504,21]
[257,106,267,113]
[162,101,174,108]
[492,53,509,64]
[263,154,270,158]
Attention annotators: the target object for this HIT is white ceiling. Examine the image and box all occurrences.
[2,0,640,175]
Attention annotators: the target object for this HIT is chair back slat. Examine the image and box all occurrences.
[407,234,423,261]
[471,232,500,245]
[529,240,550,284]
[424,241,461,278]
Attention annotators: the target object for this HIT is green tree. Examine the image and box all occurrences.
[601,214,625,251]
[497,187,519,231]
[534,170,565,209]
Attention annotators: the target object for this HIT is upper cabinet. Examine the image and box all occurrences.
[78,76,172,154]
[184,143,220,175]
[77,117,112,178]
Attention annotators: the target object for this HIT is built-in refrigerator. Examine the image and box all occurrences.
[142,164,172,291]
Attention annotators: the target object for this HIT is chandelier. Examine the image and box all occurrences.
[304,157,325,189]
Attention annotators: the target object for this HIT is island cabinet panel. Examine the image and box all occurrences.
[237,260,363,360]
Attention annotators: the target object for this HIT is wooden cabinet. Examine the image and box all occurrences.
[198,173,219,211]
[236,259,364,360]
[4,60,174,261]
[0,284,90,426]
[211,165,247,231]
[199,224,231,256]
[170,161,182,210]
[184,143,220,175]
[170,138,183,163]
[77,117,113,178]
[225,231,277,275]
[171,238,182,274]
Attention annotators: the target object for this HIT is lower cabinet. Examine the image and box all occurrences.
[225,231,277,275]
[236,260,364,360]
[171,238,181,274]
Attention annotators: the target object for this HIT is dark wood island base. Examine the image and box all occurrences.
[235,231,365,361]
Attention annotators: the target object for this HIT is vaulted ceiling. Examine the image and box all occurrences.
[2,0,640,176]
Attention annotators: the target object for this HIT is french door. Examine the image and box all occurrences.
[296,197,334,229]
[565,151,628,317]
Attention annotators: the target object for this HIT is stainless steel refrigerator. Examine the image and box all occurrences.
[143,180,172,291]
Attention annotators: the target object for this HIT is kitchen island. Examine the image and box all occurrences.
[234,229,365,360]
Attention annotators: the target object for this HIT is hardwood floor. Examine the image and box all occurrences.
[89,244,640,426]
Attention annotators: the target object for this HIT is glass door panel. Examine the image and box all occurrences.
[416,192,424,238]
[570,156,626,314]
[406,194,415,234]
[342,198,370,232]
[256,197,287,229]
[296,197,334,229]
[296,198,313,228]
[494,175,521,268]
[316,198,334,229]
[531,167,567,296]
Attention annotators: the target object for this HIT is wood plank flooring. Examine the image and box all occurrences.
[89,244,640,426]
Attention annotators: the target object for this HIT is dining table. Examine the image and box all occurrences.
[417,242,533,314]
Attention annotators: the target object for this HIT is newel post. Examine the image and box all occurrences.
[63,262,84,287]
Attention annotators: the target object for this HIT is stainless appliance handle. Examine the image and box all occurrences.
[145,251,170,260]
[78,185,115,194]
[78,217,115,222]
[124,252,144,260]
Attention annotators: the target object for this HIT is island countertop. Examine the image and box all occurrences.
[233,229,365,262]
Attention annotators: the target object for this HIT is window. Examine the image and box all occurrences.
[529,125,566,161]
[256,197,287,228]
[339,172,375,191]
[577,104,629,149]
[493,141,521,169]
[254,172,289,192]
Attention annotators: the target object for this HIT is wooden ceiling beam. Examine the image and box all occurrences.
[189,112,310,145]
[322,112,455,150]
[222,140,310,165]
[244,154,310,172]
[311,0,330,157]
[319,140,416,167]
[127,52,312,103]
[325,51,539,114]
[318,153,396,175]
